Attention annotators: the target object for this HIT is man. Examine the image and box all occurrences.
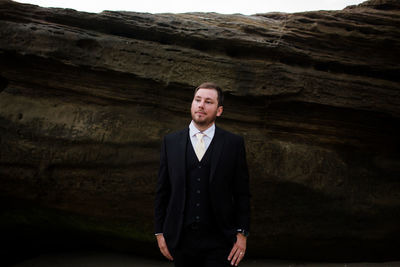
[154,82,250,267]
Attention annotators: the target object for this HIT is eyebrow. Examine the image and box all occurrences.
[195,96,214,101]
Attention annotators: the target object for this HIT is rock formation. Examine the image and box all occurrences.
[0,0,399,262]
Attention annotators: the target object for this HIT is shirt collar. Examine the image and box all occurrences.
[189,121,215,139]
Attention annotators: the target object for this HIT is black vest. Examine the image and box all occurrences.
[184,135,217,227]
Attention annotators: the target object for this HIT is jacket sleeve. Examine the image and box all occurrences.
[233,136,251,233]
[154,136,170,234]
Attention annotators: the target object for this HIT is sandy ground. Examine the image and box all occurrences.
[13,252,400,267]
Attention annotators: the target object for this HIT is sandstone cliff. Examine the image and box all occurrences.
[0,0,399,262]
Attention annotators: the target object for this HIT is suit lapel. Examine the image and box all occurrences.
[209,126,225,183]
[177,128,189,182]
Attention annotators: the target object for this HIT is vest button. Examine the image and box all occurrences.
[196,216,200,220]
[196,190,201,194]
[196,203,200,207]
[197,178,201,182]
[198,165,202,168]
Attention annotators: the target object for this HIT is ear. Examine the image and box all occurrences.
[216,106,223,117]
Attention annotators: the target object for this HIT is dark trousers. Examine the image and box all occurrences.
[172,223,233,267]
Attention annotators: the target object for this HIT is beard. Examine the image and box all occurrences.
[191,110,217,127]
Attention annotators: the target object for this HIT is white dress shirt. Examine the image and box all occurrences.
[189,121,215,152]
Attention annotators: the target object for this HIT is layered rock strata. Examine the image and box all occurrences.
[0,0,399,261]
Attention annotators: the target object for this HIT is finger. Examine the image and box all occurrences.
[231,250,240,266]
[166,251,173,261]
[227,245,238,260]
[237,251,245,265]
[162,247,174,261]
[165,253,173,261]
[158,240,173,261]
[163,251,173,261]
[231,250,244,266]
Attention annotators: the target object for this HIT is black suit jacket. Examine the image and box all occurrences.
[154,126,250,249]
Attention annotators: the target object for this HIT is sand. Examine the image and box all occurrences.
[12,252,400,267]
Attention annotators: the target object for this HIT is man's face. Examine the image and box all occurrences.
[191,88,223,128]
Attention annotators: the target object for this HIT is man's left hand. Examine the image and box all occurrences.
[227,233,247,266]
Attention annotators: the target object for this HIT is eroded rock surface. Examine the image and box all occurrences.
[0,0,399,261]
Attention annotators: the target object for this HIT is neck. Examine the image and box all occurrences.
[193,121,214,132]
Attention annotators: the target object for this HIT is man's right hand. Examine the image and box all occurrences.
[156,234,174,261]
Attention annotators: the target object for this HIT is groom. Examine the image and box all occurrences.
[154,82,250,266]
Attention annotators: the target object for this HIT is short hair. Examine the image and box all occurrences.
[194,82,224,107]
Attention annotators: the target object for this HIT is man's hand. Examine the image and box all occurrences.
[227,233,247,266]
[156,234,173,261]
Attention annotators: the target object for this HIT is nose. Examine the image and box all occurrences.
[198,100,205,108]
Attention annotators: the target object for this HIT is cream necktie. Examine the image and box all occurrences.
[195,133,206,161]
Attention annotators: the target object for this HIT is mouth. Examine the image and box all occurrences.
[195,111,206,115]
